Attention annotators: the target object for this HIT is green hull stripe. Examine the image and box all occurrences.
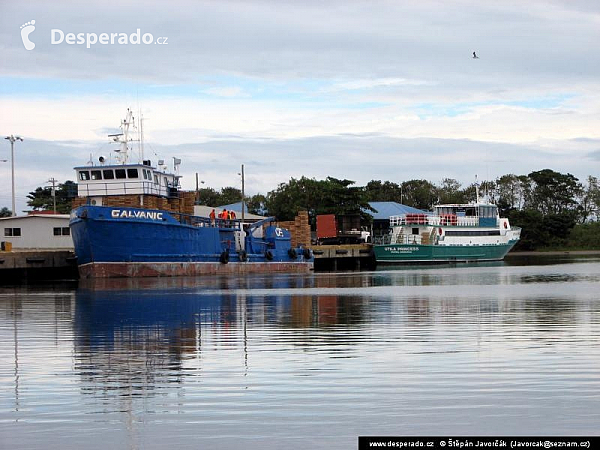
[373,241,518,262]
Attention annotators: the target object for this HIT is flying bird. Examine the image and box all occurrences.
[473,51,479,59]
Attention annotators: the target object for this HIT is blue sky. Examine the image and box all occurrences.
[0,0,599,213]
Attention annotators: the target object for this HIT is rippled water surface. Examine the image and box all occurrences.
[1,257,600,449]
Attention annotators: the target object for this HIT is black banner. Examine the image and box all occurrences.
[358,437,597,450]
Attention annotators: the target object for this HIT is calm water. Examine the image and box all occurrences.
[1,257,600,449]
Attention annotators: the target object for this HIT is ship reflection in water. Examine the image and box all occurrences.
[2,259,600,449]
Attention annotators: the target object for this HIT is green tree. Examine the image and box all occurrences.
[266,176,373,223]
[0,207,12,217]
[266,176,322,221]
[246,194,267,215]
[436,178,466,204]
[528,169,582,216]
[496,174,531,215]
[196,187,221,206]
[26,180,77,213]
[196,186,243,207]
[400,179,437,210]
[577,176,600,223]
[218,187,243,205]
[364,180,403,203]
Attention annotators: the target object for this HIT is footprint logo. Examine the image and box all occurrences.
[20,20,36,50]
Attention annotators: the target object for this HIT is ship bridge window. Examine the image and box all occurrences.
[479,206,497,218]
[115,169,126,179]
[127,168,139,178]
[91,170,102,180]
[103,169,114,180]
[79,171,90,181]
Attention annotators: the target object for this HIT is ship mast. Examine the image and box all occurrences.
[108,108,137,164]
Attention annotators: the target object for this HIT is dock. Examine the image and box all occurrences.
[0,245,376,281]
[309,244,375,271]
[0,250,79,282]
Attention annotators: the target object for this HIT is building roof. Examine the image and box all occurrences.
[0,214,70,221]
[367,202,428,221]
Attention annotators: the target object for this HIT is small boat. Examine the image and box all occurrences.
[373,200,521,264]
[69,110,312,278]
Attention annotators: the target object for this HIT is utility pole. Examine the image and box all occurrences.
[4,135,23,217]
[48,177,58,214]
[241,164,245,223]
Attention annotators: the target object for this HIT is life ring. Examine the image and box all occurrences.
[220,251,229,264]
[239,250,248,262]
[288,248,297,259]
[504,222,508,229]
[303,248,312,259]
[438,227,443,235]
[265,250,274,261]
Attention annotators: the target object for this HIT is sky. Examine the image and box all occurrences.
[0,0,599,213]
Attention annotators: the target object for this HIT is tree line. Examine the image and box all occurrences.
[255,169,599,251]
[20,168,600,250]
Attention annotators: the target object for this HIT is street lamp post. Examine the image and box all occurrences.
[241,164,245,223]
[4,135,23,217]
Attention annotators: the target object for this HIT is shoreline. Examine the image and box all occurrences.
[508,250,600,256]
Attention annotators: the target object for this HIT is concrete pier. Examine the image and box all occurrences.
[0,250,79,282]
[309,244,375,271]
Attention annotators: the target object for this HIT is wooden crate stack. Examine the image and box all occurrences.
[71,191,196,216]
[278,210,310,248]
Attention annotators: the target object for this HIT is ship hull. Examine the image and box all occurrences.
[373,241,518,263]
[78,261,312,278]
[70,206,313,278]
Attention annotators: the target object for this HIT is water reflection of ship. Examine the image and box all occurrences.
[73,275,370,403]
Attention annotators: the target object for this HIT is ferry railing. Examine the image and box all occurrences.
[389,214,481,227]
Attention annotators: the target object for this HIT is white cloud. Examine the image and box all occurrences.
[0,0,599,212]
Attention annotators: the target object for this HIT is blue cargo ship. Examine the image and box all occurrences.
[69,110,312,278]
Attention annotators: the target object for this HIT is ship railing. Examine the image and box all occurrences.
[373,235,392,245]
[389,214,481,227]
[170,212,241,229]
[456,216,479,226]
[77,181,170,197]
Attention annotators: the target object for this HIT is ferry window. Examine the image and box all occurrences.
[79,171,90,181]
[154,174,159,184]
[91,170,102,180]
[115,169,126,179]
[164,177,168,187]
[412,228,419,235]
[53,227,71,236]
[127,168,139,178]
[479,206,495,218]
[4,227,21,237]
[103,169,115,180]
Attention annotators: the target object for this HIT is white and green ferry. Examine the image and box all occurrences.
[373,202,521,263]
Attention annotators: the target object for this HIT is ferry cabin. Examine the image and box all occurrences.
[433,204,499,227]
[75,161,180,206]
[387,203,514,247]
